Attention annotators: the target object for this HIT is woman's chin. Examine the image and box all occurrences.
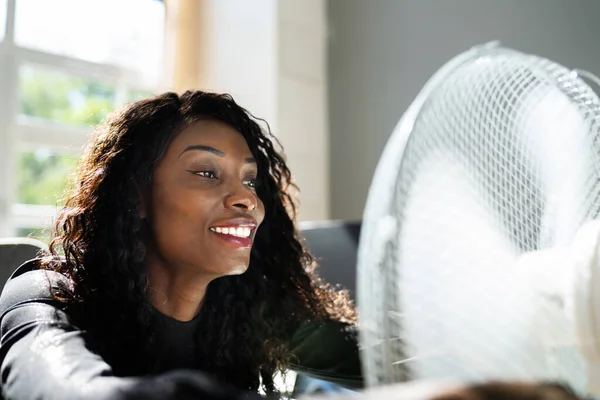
[218,262,250,277]
[229,267,248,276]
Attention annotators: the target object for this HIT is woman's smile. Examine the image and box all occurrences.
[208,217,258,248]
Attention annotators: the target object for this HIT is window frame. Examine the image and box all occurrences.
[0,0,161,237]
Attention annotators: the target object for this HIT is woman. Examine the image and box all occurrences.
[0,91,361,399]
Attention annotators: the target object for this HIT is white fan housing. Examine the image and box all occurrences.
[357,42,600,397]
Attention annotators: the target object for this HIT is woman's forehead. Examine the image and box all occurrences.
[167,120,252,157]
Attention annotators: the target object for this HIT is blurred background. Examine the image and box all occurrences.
[1,0,600,242]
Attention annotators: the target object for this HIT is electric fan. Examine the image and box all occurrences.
[356,41,600,398]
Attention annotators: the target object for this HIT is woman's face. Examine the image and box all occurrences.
[143,119,265,278]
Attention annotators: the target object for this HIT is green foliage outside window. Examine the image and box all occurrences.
[15,67,152,239]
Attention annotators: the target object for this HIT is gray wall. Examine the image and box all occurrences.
[328,0,600,220]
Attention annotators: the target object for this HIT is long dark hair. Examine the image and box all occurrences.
[39,91,356,393]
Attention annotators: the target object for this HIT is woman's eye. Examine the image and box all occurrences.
[191,170,217,179]
[244,178,258,188]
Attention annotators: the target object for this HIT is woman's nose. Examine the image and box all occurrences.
[224,186,257,211]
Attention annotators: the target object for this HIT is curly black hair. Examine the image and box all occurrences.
[39,90,356,394]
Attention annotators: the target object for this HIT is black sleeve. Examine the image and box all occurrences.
[287,320,363,389]
[0,263,260,400]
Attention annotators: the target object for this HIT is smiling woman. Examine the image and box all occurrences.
[143,120,267,321]
[0,91,360,399]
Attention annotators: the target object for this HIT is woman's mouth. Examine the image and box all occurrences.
[209,219,257,248]
[209,226,252,238]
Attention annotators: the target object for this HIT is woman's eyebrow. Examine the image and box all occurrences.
[179,145,256,164]
[177,144,225,158]
[179,145,225,158]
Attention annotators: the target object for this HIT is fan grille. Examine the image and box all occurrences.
[359,46,600,390]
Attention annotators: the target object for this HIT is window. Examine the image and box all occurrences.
[0,0,165,241]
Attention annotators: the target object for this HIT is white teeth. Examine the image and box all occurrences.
[210,226,252,238]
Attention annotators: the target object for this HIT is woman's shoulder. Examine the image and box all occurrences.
[0,258,71,316]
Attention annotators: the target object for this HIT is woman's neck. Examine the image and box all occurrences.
[145,260,212,322]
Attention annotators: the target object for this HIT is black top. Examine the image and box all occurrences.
[153,310,202,372]
[0,261,362,399]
